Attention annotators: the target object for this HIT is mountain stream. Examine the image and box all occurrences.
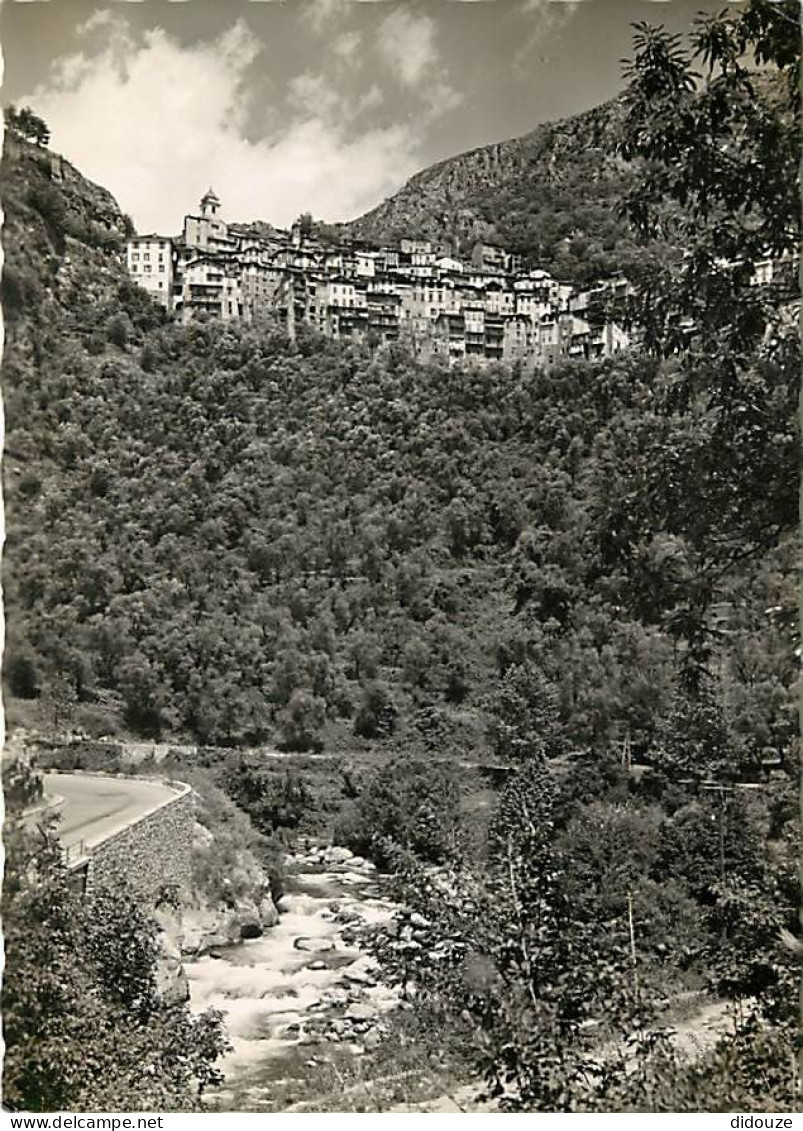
[185,845,403,1111]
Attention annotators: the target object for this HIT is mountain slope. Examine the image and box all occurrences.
[1,132,795,773]
[344,100,638,285]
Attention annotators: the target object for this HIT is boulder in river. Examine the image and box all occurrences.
[294,936,336,953]
[230,899,264,941]
[344,957,378,985]
[326,846,354,864]
[346,1002,376,1021]
[259,895,280,928]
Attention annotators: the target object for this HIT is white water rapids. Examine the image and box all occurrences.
[185,849,402,1111]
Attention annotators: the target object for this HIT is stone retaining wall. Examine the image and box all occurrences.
[84,788,194,903]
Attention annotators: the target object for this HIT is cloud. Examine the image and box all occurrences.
[333,30,362,57]
[375,8,461,117]
[514,0,584,70]
[303,0,390,34]
[20,14,426,230]
[288,71,344,118]
[377,9,438,86]
[304,0,346,32]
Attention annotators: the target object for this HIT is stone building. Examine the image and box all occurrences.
[126,234,174,309]
[126,191,633,366]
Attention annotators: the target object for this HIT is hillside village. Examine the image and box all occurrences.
[126,189,633,368]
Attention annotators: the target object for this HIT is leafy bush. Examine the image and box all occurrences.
[337,757,460,865]
[221,760,315,840]
[26,184,67,253]
[2,264,42,316]
[353,681,397,739]
[277,689,326,752]
[2,822,229,1110]
[106,314,131,349]
[485,663,565,763]
[2,755,43,812]
[185,769,284,905]
[5,648,40,698]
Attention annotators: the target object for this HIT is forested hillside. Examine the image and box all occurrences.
[1,111,798,768]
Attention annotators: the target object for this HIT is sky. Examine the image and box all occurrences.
[2,0,738,234]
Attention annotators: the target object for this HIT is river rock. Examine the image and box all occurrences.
[346,1002,376,1021]
[231,900,263,940]
[344,957,378,985]
[294,936,335,953]
[363,1027,382,1050]
[184,927,230,955]
[193,821,215,849]
[306,959,327,971]
[259,896,280,929]
[153,902,190,1004]
[326,846,354,864]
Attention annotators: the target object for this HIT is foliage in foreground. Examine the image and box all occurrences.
[364,760,799,1112]
[354,6,801,1110]
[2,822,229,1111]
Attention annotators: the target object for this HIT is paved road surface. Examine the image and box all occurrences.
[40,772,182,851]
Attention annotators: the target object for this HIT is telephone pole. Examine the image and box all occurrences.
[627,890,639,996]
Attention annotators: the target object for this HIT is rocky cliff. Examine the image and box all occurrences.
[2,133,133,326]
[343,99,637,286]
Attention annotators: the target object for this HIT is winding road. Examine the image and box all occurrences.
[40,772,183,852]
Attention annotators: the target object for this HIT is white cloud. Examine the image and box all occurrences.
[377,9,438,87]
[514,0,584,69]
[20,15,425,230]
[304,0,346,32]
[288,71,344,118]
[333,30,362,57]
[375,9,461,118]
[357,83,384,113]
[304,0,391,34]
[521,0,589,7]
